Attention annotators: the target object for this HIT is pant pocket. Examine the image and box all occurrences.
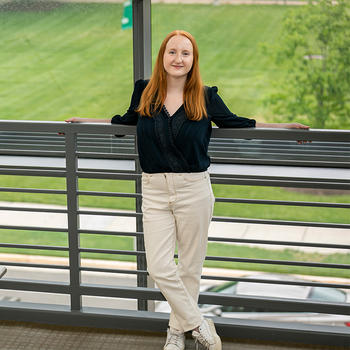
[141,172,152,185]
[182,171,207,183]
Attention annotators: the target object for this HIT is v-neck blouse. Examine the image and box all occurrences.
[111,79,256,173]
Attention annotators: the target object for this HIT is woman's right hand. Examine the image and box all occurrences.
[58,117,85,135]
[65,117,85,123]
[60,117,111,135]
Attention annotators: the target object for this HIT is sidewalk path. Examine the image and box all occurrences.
[0,201,349,254]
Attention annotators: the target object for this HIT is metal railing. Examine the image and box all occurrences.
[0,120,349,347]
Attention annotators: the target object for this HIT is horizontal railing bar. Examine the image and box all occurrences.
[0,121,137,135]
[77,150,136,156]
[0,225,67,232]
[210,148,350,158]
[211,158,350,168]
[215,197,350,209]
[212,216,350,229]
[210,150,350,158]
[80,267,145,274]
[210,140,350,150]
[0,165,65,172]
[200,275,350,290]
[1,122,349,142]
[77,143,134,149]
[76,154,136,160]
[76,152,138,160]
[78,210,141,217]
[78,190,140,198]
[203,255,350,269]
[0,169,66,177]
[209,140,349,148]
[0,243,68,251]
[199,291,350,316]
[0,278,70,294]
[0,150,66,157]
[208,236,350,250]
[0,134,63,139]
[77,171,141,180]
[78,138,134,143]
[78,170,136,177]
[78,134,134,139]
[0,142,64,148]
[211,127,350,142]
[211,173,350,184]
[209,144,350,154]
[78,148,135,154]
[212,137,350,144]
[77,168,136,174]
[211,152,350,163]
[211,154,350,163]
[0,206,67,214]
[0,261,69,270]
[211,177,350,190]
[0,187,66,195]
[79,248,144,256]
[78,229,142,237]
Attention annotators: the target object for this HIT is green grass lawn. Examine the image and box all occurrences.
[0,2,293,121]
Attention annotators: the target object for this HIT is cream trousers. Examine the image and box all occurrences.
[141,171,215,332]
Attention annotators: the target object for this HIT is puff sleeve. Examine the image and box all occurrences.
[111,79,147,125]
[206,86,256,128]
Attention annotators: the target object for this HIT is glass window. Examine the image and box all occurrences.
[0,1,133,121]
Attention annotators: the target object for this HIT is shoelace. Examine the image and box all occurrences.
[194,333,211,349]
[166,333,183,348]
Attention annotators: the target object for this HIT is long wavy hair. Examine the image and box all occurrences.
[136,30,207,121]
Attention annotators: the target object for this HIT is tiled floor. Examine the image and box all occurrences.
[0,321,346,350]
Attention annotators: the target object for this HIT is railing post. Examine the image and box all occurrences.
[135,143,149,311]
[65,130,81,311]
[132,0,152,82]
[132,0,152,311]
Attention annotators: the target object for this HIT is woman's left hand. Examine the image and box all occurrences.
[278,123,310,130]
[255,122,311,144]
[281,123,311,144]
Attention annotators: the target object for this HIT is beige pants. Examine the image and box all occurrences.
[141,171,215,332]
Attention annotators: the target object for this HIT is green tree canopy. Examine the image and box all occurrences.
[266,0,350,129]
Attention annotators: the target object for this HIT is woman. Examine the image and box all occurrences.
[66,30,309,350]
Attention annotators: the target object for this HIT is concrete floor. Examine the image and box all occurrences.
[0,321,346,350]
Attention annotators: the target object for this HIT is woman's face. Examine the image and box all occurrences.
[163,35,194,79]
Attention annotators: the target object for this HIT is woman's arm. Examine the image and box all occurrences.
[65,117,111,123]
[255,122,309,129]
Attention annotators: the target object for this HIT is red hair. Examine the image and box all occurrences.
[136,30,207,121]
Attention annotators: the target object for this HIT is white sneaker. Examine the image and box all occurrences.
[192,318,222,350]
[163,327,185,350]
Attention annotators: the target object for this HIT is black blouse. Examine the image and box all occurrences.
[111,79,256,173]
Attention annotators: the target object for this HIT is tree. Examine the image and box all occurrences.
[265,0,350,129]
